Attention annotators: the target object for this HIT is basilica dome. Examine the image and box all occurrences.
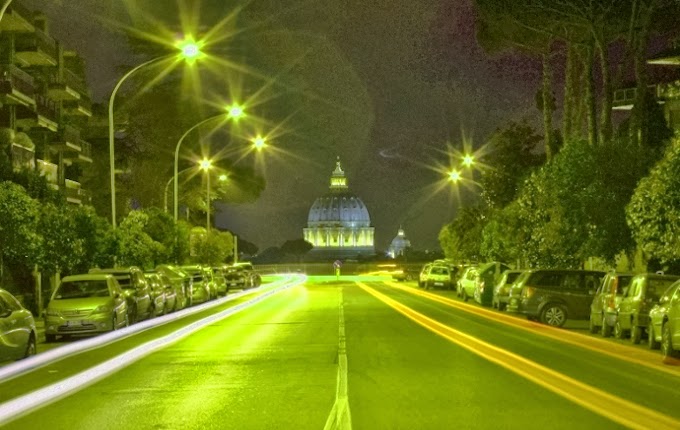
[303,158,375,259]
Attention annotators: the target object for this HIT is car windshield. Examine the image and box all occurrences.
[55,280,110,299]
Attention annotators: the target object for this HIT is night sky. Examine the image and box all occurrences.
[26,0,541,252]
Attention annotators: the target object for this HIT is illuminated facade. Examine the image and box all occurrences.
[304,158,375,259]
[387,227,411,258]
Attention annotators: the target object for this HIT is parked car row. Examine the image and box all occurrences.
[42,263,261,343]
[410,260,680,361]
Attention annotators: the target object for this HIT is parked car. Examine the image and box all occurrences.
[492,270,524,311]
[614,273,679,343]
[418,263,433,288]
[589,273,633,337]
[456,266,478,299]
[422,264,455,290]
[392,265,422,282]
[224,263,261,291]
[515,269,605,327]
[156,265,190,310]
[0,288,37,362]
[145,272,169,316]
[506,271,532,313]
[647,280,680,358]
[180,265,216,304]
[212,267,229,296]
[472,262,511,306]
[90,267,153,324]
[648,281,680,350]
[45,274,128,342]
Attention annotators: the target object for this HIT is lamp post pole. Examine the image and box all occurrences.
[109,56,167,228]
[206,169,211,234]
[0,0,13,24]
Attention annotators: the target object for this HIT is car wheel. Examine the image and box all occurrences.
[648,323,660,350]
[45,334,56,343]
[661,322,680,359]
[614,320,625,339]
[630,324,642,344]
[540,304,567,327]
[462,290,469,302]
[23,334,36,359]
[601,315,612,338]
[499,302,507,311]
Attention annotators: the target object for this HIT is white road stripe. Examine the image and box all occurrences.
[324,287,352,430]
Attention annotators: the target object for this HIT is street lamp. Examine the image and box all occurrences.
[251,135,267,151]
[448,169,461,183]
[173,104,245,222]
[199,158,213,234]
[109,37,202,228]
[462,154,475,168]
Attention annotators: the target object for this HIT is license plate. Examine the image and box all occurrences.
[66,320,80,327]
[435,282,443,286]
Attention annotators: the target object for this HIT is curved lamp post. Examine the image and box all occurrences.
[173,104,244,223]
[109,38,202,228]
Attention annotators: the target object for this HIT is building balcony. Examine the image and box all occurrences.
[0,64,35,106]
[64,179,88,205]
[47,68,88,101]
[62,95,92,117]
[36,159,58,186]
[15,94,59,131]
[51,124,81,153]
[656,80,680,100]
[612,85,662,111]
[64,139,92,164]
[15,29,58,67]
[10,142,35,171]
[0,3,34,32]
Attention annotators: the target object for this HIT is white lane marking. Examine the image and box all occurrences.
[0,274,306,426]
[324,287,352,430]
[0,275,294,383]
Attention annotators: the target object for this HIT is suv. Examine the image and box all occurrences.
[90,267,153,323]
[589,272,633,337]
[516,270,605,327]
[614,273,679,343]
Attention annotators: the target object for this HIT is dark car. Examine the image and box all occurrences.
[516,269,605,327]
[614,273,680,343]
[392,265,422,282]
[90,267,153,324]
[224,263,261,290]
[589,272,634,337]
[492,270,524,311]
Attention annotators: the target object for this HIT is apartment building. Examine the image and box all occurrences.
[0,2,93,205]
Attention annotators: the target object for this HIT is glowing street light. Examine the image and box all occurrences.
[462,154,475,168]
[251,135,267,151]
[449,169,461,183]
[109,36,203,229]
[219,174,228,182]
[174,104,245,222]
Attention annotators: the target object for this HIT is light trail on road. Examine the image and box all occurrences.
[357,281,680,430]
[0,274,306,427]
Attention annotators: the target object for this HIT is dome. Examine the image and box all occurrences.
[388,227,411,257]
[307,192,371,227]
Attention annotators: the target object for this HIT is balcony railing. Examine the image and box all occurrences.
[62,68,88,96]
[11,143,35,171]
[64,179,87,204]
[0,64,35,102]
[58,124,80,146]
[15,29,58,66]
[35,94,58,122]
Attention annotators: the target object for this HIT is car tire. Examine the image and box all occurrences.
[601,315,612,338]
[498,302,507,312]
[45,334,56,343]
[23,334,36,359]
[540,304,567,327]
[661,322,680,359]
[648,323,660,350]
[462,290,469,302]
[631,324,642,344]
[614,320,626,339]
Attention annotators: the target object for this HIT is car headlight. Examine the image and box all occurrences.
[93,305,111,314]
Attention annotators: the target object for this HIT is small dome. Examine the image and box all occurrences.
[388,227,411,257]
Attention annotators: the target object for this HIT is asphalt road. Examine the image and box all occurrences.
[1,276,680,429]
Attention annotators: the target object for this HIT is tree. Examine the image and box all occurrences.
[192,230,235,266]
[0,182,42,282]
[38,203,85,276]
[627,136,680,264]
[438,205,488,262]
[280,238,313,262]
[72,205,117,271]
[117,211,162,269]
[480,121,544,209]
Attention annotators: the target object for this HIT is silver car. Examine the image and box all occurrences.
[0,288,37,362]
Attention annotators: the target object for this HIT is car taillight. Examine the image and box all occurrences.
[521,287,536,299]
